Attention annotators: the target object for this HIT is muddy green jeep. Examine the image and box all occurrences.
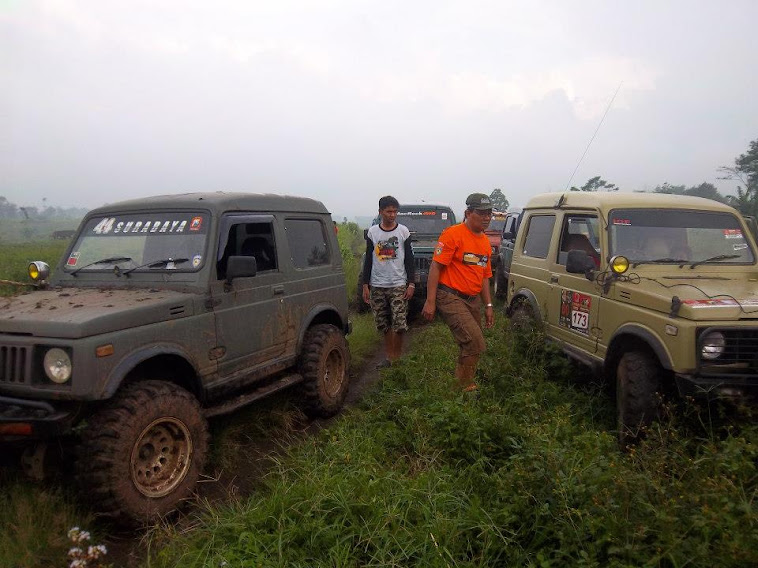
[0,192,351,524]
[505,192,758,444]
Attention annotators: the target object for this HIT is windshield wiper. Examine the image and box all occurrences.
[689,254,741,269]
[122,257,189,276]
[631,258,689,268]
[69,256,133,276]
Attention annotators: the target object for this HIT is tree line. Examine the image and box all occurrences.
[0,196,89,220]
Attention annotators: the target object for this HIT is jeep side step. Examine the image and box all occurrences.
[203,373,304,418]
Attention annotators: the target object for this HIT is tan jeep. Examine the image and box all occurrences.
[505,192,758,444]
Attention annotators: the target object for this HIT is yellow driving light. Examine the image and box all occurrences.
[28,261,50,282]
[609,255,629,275]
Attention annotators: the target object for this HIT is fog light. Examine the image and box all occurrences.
[43,348,72,384]
[701,331,726,360]
[28,261,50,282]
[609,255,629,275]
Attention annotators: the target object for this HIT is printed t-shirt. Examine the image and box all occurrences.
[366,223,411,287]
[434,223,492,296]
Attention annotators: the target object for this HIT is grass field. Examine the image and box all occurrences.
[1,232,756,567]
[143,320,757,568]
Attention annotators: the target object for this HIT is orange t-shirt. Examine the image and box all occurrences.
[434,223,493,296]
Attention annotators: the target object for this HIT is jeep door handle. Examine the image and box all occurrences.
[550,274,559,283]
[272,285,285,295]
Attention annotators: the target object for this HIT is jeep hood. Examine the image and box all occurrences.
[0,288,197,338]
[615,275,758,321]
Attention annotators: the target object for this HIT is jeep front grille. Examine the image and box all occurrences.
[414,257,432,272]
[698,328,758,376]
[0,345,30,384]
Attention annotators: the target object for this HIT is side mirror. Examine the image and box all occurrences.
[226,256,257,283]
[565,250,596,280]
[502,229,516,241]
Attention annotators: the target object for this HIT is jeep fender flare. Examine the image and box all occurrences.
[606,324,673,373]
[507,288,541,320]
[100,344,200,399]
[297,303,347,353]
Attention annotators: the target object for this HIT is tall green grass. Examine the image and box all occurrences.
[0,240,68,296]
[146,319,758,567]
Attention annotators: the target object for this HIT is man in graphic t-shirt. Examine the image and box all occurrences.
[422,193,495,391]
[362,196,416,368]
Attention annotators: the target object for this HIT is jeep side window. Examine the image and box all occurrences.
[521,215,555,259]
[217,221,277,279]
[285,219,330,268]
[557,215,601,267]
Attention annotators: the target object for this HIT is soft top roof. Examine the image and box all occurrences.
[524,192,737,213]
[87,192,330,216]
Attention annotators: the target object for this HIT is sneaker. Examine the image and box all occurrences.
[375,359,392,369]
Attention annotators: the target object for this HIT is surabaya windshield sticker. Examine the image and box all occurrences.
[723,229,743,239]
[192,255,202,268]
[190,217,203,231]
[66,252,80,266]
[559,289,591,335]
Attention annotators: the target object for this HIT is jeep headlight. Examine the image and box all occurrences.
[43,348,72,384]
[28,261,50,282]
[701,331,726,361]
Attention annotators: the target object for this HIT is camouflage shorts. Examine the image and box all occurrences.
[369,286,409,333]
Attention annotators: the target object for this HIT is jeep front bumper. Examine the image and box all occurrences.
[674,373,758,400]
[0,395,75,441]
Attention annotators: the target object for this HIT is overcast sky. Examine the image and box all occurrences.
[2,0,757,217]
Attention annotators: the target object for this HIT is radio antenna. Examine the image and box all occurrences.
[564,80,623,191]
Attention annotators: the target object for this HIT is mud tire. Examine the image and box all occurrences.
[493,265,507,299]
[299,324,350,418]
[616,351,662,448]
[356,271,370,313]
[509,299,536,334]
[77,381,209,525]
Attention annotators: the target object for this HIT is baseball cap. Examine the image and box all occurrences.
[465,193,493,209]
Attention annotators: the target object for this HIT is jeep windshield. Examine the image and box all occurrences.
[396,207,455,235]
[64,212,209,273]
[609,209,756,266]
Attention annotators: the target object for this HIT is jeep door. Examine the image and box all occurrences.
[211,215,287,380]
[546,212,603,355]
[509,213,556,320]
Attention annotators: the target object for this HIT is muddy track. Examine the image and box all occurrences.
[106,323,422,567]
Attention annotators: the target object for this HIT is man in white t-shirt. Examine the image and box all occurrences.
[362,196,416,368]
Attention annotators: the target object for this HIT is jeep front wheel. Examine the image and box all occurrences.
[616,351,662,447]
[299,324,350,417]
[77,380,209,524]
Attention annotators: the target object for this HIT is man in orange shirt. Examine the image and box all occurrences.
[422,193,495,391]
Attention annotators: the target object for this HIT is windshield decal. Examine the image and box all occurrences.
[67,252,80,266]
[192,255,203,268]
[441,213,448,220]
[87,214,207,236]
[723,229,743,239]
[612,218,631,225]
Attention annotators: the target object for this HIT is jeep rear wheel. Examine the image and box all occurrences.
[299,324,350,417]
[616,351,662,447]
[77,381,208,525]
